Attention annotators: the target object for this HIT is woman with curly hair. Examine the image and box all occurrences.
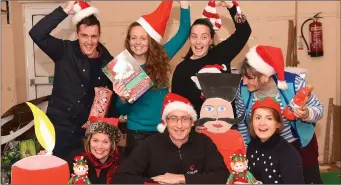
[112,1,191,156]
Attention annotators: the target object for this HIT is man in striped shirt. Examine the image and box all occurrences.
[235,45,324,184]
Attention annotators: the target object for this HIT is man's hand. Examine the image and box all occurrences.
[217,1,234,9]
[63,1,76,14]
[152,173,185,184]
[294,106,309,120]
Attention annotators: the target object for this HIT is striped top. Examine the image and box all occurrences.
[236,75,324,145]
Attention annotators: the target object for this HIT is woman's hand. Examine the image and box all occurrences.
[217,1,234,9]
[113,81,129,103]
[178,1,189,9]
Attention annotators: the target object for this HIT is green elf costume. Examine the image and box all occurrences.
[69,156,91,184]
[227,150,261,184]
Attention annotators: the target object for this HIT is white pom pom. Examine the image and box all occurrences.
[157,123,166,133]
[222,64,227,71]
[277,81,288,90]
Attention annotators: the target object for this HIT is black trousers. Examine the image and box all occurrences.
[125,129,157,157]
[303,163,323,184]
[53,126,84,160]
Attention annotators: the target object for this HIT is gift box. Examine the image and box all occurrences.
[102,49,153,103]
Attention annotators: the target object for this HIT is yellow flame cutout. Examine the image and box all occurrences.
[26,102,55,154]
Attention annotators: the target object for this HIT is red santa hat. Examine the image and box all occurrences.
[72,1,99,25]
[251,97,281,114]
[202,1,222,31]
[136,1,173,43]
[245,45,288,90]
[157,93,197,133]
[198,64,227,73]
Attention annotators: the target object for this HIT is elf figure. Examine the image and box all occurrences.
[69,156,91,184]
[195,73,246,172]
[227,150,261,184]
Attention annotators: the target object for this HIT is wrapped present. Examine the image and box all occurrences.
[89,87,112,119]
[102,49,153,103]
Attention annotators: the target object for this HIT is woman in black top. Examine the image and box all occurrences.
[171,1,251,115]
[246,97,304,184]
[66,117,122,184]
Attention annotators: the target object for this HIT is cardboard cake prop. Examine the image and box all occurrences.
[11,102,70,184]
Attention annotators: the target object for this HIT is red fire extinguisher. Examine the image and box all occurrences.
[300,12,324,57]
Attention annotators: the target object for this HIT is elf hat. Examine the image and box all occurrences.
[246,45,288,90]
[73,156,87,166]
[251,97,281,115]
[230,149,247,162]
[72,1,99,25]
[85,116,122,145]
[202,1,222,31]
[157,93,197,133]
[136,1,173,43]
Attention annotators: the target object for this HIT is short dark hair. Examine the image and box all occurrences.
[240,58,264,84]
[76,15,101,34]
[184,18,216,59]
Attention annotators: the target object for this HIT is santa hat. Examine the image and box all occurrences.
[199,64,227,73]
[202,1,222,31]
[157,93,197,133]
[85,116,122,144]
[251,97,281,114]
[72,1,99,25]
[196,73,242,102]
[136,1,173,43]
[73,156,87,166]
[191,64,227,90]
[245,45,288,90]
[230,149,247,162]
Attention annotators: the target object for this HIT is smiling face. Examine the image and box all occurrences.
[77,24,100,58]
[189,24,213,59]
[89,133,112,162]
[165,110,194,147]
[200,98,234,133]
[251,108,282,142]
[73,164,88,176]
[128,25,149,57]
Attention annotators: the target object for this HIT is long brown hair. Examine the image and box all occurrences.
[125,22,170,88]
[248,107,284,138]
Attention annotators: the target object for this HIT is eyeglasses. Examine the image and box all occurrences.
[166,116,192,124]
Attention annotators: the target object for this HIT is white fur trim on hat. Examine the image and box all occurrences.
[136,17,162,43]
[246,46,275,77]
[157,123,166,133]
[72,6,99,25]
[160,101,197,132]
[199,68,221,73]
[277,80,288,90]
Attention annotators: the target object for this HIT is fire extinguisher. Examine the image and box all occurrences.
[300,12,324,57]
